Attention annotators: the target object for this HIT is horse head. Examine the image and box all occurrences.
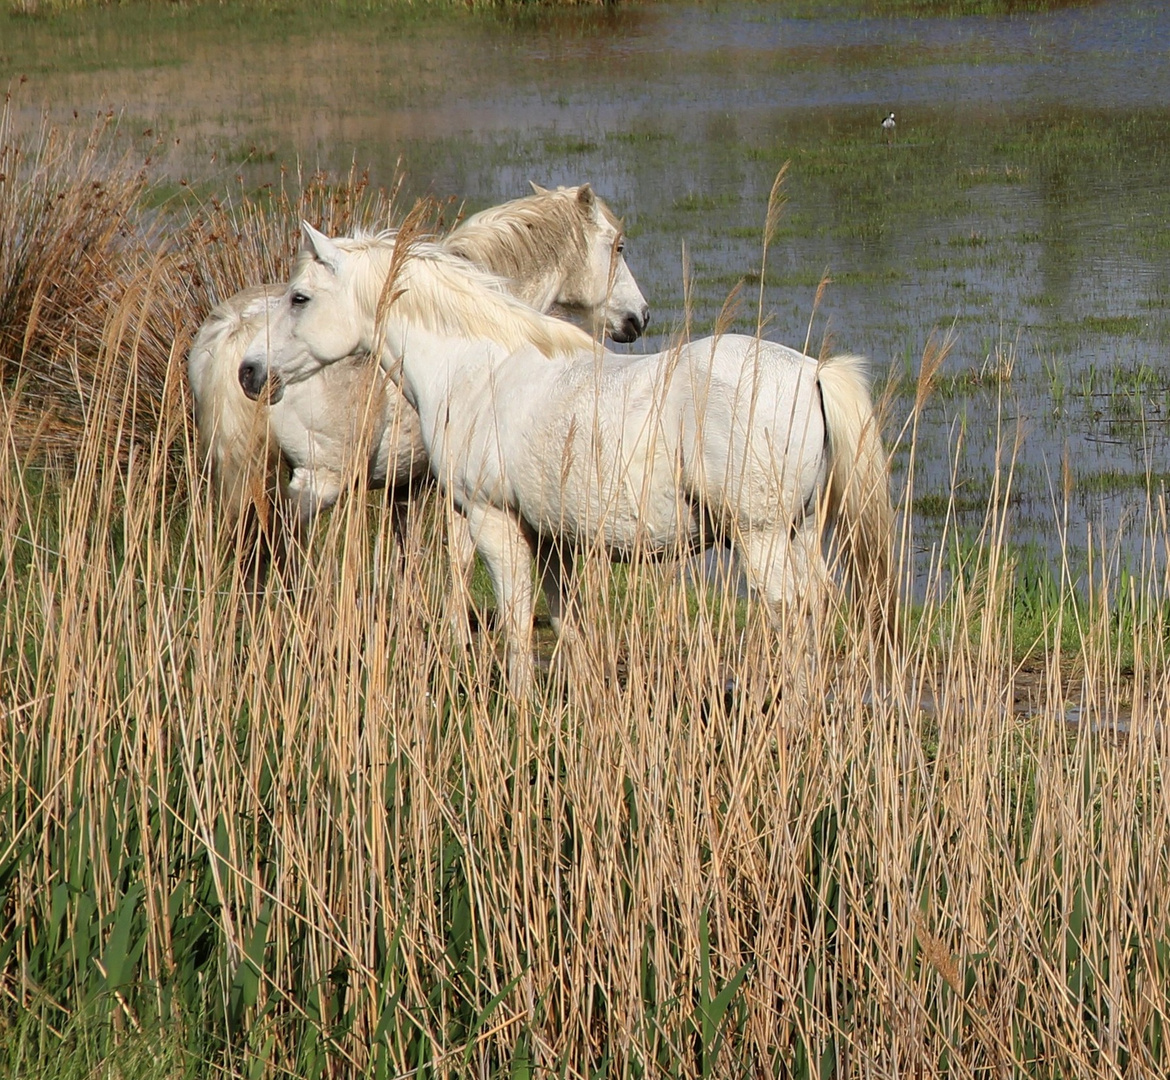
[238,222,371,403]
[553,183,650,344]
[450,183,650,344]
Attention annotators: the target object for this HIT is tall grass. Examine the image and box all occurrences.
[3,110,1170,1079]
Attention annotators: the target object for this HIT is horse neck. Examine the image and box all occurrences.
[380,321,495,433]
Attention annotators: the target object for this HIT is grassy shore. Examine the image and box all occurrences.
[0,0,1106,75]
[3,100,1170,1080]
[0,0,1098,13]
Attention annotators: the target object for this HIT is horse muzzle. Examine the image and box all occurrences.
[610,304,650,344]
[238,358,284,403]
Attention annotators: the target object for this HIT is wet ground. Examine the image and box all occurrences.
[6,0,1170,590]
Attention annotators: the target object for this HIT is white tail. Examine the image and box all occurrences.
[187,285,283,529]
[817,353,898,643]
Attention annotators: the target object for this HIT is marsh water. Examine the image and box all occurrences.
[7,0,1170,587]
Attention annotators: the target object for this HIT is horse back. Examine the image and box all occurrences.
[501,336,827,551]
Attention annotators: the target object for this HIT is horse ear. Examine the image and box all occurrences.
[301,220,342,272]
[575,183,595,211]
[528,180,549,195]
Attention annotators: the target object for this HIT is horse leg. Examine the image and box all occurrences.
[465,503,538,697]
[441,508,479,648]
[271,465,344,587]
[285,465,342,528]
[736,518,828,694]
[538,542,576,641]
[387,496,413,560]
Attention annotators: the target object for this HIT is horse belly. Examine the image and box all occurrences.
[532,487,699,557]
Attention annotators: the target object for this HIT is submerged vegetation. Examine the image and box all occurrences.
[2,82,1170,1080]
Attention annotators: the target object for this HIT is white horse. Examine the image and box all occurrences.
[240,225,896,695]
[187,183,649,541]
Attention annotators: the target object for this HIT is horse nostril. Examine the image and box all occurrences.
[239,360,264,400]
[615,315,641,343]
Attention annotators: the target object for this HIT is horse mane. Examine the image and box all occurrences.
[443,188,603,304]
[187,283,284,524]
[201,284,280,348]
[318,232,596,359]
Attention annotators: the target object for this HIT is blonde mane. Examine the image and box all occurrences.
[444,188,609,305]
[315,232,596,359]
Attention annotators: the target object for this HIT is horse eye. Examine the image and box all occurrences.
[290,291,310,308]
[615,241,626,254]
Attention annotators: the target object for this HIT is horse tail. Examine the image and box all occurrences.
[187,288,283,534]
[817,353,898,647]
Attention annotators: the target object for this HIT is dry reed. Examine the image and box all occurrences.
[2,110,1170,1080]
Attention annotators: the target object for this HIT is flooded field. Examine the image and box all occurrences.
[6,0,1170,583]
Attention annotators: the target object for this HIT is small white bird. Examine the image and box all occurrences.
[882,112,896,141]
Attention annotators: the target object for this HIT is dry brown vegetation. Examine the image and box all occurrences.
[0,95,410,463]
[2,106,1170,1079]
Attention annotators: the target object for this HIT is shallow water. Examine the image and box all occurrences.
[7,0,1170,586]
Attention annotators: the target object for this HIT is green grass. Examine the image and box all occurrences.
[0,2,449,78]
[1080,314,1148,336]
